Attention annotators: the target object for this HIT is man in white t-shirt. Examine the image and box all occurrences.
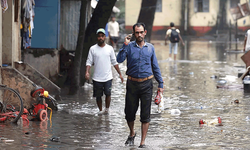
[85,28,124,114]
[108,16,119,50]
[244,29,250,53]
[165,22,184,61]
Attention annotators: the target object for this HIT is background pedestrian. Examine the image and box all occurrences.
[108,16,119,50]
[165,22,185,61]
[85,28,123,114]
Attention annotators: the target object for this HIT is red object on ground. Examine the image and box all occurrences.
[154,91,161,105]
[218,117,222,123]
[199,119,205,124]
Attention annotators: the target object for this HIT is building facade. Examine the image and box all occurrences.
[125,0,250,38]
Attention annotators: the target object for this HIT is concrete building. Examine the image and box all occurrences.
[125,0,250,38]
[0,0,60,107]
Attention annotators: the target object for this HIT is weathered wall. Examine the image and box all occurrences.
[2,0,20,65]
[0,1,2,67]
[125,0,250,37]
[1,67,36,109]
[22,49,59,83]
[189,0,219,27]
[14,62,61,99]
[227,0,250,31]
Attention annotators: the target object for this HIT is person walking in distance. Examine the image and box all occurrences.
[117,23,164,148]
[108,16,119,50]
[85,28,124,114]
[165,22,185,61]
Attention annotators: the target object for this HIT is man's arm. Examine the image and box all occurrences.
[151,46,164,89]
[117,34,130,63]
[179,34,185,46]
[114,64,123,83]
[110,46,124,83]
[85,48,93,80]
[244,36,247,52]
[85,65,91,80]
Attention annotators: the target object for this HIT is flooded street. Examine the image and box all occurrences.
[2,40,250,150]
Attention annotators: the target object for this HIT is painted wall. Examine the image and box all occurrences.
[2,0,20,66]
[125,0,183,27]
[22,49,59,83]
[227,0,250,31]
[0,1,2,67]
[31,0,60,49]
[189,0,219,27]
[125,0,250,37]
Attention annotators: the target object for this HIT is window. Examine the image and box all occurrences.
[230,0,240,8]
[194,0,209,12]
[156,0,162,12]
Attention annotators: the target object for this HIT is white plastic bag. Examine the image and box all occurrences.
[157,92,164,113]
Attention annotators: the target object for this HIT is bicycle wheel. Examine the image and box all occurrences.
[0,85,23,123]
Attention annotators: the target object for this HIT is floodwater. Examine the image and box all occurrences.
[1,40,250,150]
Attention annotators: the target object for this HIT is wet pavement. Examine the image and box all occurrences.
[2,40,250,149]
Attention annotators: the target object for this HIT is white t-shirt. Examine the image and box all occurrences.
[245,30,250,52]
[86,44,118,82]
[166,27,180,37]
[108,21,119,37]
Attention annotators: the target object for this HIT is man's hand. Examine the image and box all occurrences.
[182,42,185,46]
[119,74,124,83]
[85,72,90,80]
[125,34,132,45]
[157,88,164,93]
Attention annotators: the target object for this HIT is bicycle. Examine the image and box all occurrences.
[0,85,24,123]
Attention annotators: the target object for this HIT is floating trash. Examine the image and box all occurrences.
[169,109,181,115]
[199,117,223,126]
[217,79,227,85]
[210,75,217,79]
[50,136,60,142]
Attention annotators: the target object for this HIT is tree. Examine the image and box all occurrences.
[137,0,157,42]
[69,0,89,95]
[69,0,116,95]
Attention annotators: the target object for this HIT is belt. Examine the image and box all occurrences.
[128,75,154,82]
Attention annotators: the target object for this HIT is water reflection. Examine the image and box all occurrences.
[3,40,250,149]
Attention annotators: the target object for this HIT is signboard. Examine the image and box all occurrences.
[230,2,250,21]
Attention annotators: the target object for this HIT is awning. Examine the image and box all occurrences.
[91,0,120,13]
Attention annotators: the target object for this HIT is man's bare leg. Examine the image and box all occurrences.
[140,122,149,146]
[96,97,102,111]
[127,121,136,136]
[105,95,111,113]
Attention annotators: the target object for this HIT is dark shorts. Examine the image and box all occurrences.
[92,79,112,97]
[110,36,119,43]
[125,79,153,123]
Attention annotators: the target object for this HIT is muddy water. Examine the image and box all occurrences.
[2,40,250,150]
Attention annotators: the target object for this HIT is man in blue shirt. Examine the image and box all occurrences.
[117,23,164,148]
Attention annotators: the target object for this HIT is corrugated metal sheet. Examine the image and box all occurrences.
[60,0,81,51]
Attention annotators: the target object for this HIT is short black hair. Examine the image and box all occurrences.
[170,22,174,27]
[133,22,146,32]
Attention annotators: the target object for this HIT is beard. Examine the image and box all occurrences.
[98,39,104,45]
[136,36,143,42]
